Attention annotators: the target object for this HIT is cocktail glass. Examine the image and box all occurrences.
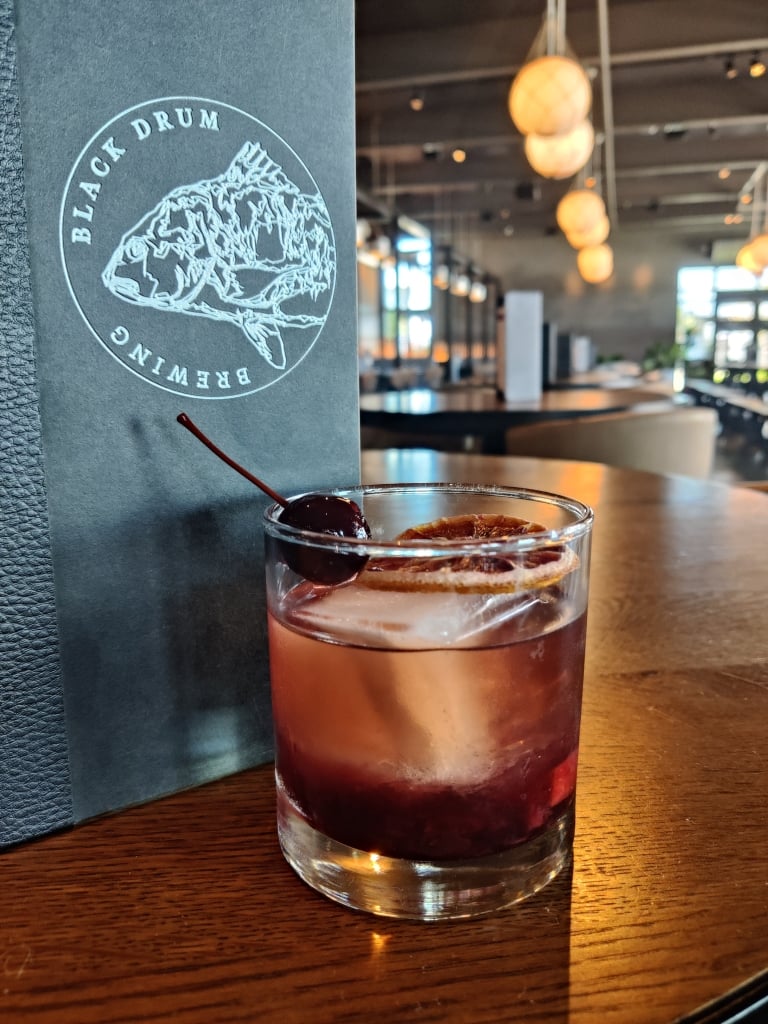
[263,483,593,920]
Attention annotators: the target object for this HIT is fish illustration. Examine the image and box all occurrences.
[101,141,335,369]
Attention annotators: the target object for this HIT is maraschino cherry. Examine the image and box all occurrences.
[176,413,370,585]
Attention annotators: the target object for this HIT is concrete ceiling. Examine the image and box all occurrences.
[354,0,768,258]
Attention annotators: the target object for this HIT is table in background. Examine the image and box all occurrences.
[360,386,678,453]
[686,379,768,457]
[3,452,768,1024]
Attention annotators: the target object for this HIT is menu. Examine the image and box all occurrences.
[1,0,358,846]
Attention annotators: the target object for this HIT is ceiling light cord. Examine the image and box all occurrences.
[545,0,557,55]
[596,0,618,226]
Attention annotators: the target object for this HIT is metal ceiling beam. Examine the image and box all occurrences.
[357,115,768,158]
[616,161,760,179]
[356,38,768,92]
[376,187,747,209]
[614,113,768,136]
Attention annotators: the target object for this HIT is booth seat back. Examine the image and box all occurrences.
[504,405,719,479]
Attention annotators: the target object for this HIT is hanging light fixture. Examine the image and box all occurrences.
[372,233,391,261]
[577,242,614,283]
[469,279,488,303]
[509,55,592,137]
[566,214,610,249]
[433,263,451,290]
[524,119,594,179]
[735,172,768,273]
[558,138,610,248]
[355,218,371,248]
[556,188,606,236]
[748,232,768,268]
[735,242,762,274]
[508,0,592,139]
[450,269,471,297]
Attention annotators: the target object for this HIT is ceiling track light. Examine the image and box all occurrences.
[750,53,766,78]
[409,91,425,112]
[725,57,738,80]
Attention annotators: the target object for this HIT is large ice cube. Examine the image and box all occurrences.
[288,580,542,650]
[283,582,559,784]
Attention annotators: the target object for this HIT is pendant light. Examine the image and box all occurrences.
[577,242,614,284]
[735,173,768,273]
[469,279,488,303]
[509,0,594,181]
[735,243,763,274]
[450,270,471,297]
[748,177,768,269]
[524,119,595,180]
[747,234,768,269]
[433,263,451,290]
[509,54,592,137]
[508,0,591,138]
[556,188,606,236]
[566,214,611,249]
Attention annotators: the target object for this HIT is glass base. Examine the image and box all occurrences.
[276,787,574,921]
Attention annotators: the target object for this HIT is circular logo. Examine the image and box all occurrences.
[60,97,336,399]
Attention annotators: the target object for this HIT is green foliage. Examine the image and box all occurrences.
[641,341,686,371]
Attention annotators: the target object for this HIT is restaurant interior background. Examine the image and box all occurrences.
[352,0,768,407]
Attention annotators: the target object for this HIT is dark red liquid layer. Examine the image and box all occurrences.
[276,739,578,861]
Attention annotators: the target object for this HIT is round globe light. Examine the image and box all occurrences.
[556,189,606,236]
[372,234,391,260]
[508,55,592,137]
[450,271,471,297]
[577,243,614,283]
[433,264,450,290]
[469,281,488,303]
[735,241,764,274]
[524,120,595,180]
[566,214,611,249]
[355,218,371,247]
[746,232,768,268]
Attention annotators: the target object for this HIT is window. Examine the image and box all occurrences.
[676,264,768,370]
[381,235,433,361]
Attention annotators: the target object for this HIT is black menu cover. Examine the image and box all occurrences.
[1,0,359,847]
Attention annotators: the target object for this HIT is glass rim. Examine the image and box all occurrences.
[263,482,594,558]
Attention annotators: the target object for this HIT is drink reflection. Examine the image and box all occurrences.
[362,861,573,1020]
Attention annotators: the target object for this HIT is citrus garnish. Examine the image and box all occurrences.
[360,513,578,594]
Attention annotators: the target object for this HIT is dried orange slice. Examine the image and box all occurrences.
[360,513,578,593]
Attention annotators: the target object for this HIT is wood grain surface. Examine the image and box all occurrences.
[3,452,767,1024]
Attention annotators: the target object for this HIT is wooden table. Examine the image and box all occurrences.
[360,386,678,453]
[4,451,768,1024]
[686,379,768,417]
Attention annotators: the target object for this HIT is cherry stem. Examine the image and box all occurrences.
[176,412,289,508]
